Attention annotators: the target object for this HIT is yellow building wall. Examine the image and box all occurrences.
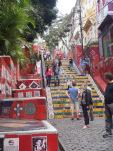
[81,0,98,46]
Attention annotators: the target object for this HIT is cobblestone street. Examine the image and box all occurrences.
[49,118,113,151]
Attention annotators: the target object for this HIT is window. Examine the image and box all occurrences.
[102,32,110,57]
[109,25,113,56]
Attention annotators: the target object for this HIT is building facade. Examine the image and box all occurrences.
[67,0,100,75]
[97,0,113,58]
[81,0,98,46]
[96,0,113,90]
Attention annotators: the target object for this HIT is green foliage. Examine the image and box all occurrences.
[0,0,57,65]
[0,0,34,63]
[31,0,57,34]
[44,14,71,51]
[31,0,57,9]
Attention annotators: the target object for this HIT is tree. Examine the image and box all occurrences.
[0,0,34,63]
[0,0,58,66]
[31,0,57,35]
[44,14,71,51]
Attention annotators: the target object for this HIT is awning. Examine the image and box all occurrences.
[98,15,113,30]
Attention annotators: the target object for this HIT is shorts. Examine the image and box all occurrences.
[70,98,78,104]
[70,99,80,113]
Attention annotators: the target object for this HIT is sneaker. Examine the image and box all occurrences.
[103,132,112,138]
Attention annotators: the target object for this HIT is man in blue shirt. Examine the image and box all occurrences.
[67,81,80,120]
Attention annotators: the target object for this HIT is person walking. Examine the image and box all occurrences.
[103,72,113,138]
[67,79,72,90]
[86,84,94,121]
[81,83,93,129]
[69,58,73,70]
[67,81,80,120]
[45,66,52,87]
[80,57,87,75]
[58,59,62,67]
[54,65,60,86]
[85,56,91,74]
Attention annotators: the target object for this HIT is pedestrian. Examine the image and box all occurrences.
[53,64,61,86]
[67,80,80,120]
[58,59,62,67]
[80,57,87,75]
[52,60,57,72]
[43,53,47,61]
[86,83,94,121]
[81,83,93,129]
[69,58,73,70]
[103,72,113,138]
[45,66,52,87]
[67,79,72,90]
[85,56,91,74]
[55,56,59,65]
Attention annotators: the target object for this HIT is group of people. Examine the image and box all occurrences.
[68,56,90,75]
[67,80,94,129]
[45,55,113,137]
[45,58,62,87]
[67,72,113,137]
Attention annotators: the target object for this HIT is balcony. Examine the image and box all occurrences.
[97,2,113,28]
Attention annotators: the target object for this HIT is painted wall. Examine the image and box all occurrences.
[81,0,98,46]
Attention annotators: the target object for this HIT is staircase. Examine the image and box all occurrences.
[45,60,104,119]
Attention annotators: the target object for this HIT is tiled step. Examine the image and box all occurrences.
[45,60,104,119]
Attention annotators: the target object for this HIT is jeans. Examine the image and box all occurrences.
[105,103,113,133]
[54,75,60,85]
[70,101,80,118]
[89,105,94,121]
[46,75,51,86]
[82,104,89,125]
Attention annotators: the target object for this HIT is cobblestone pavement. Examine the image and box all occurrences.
[49,118,113,151]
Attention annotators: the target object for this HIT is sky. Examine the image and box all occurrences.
[57,0,76,15]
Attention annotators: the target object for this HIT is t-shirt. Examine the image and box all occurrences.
[45,69,52,76]
[104,82,113,104]
[68,87,78,101]
[80,59,87,66]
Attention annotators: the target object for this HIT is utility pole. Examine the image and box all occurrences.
[78,0,84,53]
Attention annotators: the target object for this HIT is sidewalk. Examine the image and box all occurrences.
[49,118,113,151]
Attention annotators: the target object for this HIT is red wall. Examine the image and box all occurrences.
[74,45,83,67]
[5,133,58,151]
[0,57,17,98]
